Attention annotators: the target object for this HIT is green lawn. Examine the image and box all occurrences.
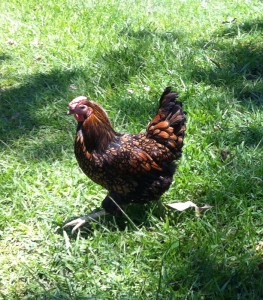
[0,0,262,299]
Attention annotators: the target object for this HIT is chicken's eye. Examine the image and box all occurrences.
[79,105,86,110]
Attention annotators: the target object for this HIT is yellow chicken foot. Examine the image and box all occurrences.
[63,209,108,234]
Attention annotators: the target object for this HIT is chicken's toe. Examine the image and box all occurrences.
[63,209,107,234]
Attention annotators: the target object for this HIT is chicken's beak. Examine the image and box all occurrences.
[67,108,74,115]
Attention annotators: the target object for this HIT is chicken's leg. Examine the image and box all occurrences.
[63,209,108,234]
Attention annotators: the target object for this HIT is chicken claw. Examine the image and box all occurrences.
[63,209,107,234]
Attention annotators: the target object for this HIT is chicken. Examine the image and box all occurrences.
[64,87,186,233]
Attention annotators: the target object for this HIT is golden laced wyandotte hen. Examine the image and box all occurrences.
[64,87,186,233]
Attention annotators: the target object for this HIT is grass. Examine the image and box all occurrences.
[0,0,263,299]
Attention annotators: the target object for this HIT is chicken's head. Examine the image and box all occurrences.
[67,96,93,122]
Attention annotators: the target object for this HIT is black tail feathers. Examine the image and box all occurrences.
[159,87,181,109]
[146,87,186,156]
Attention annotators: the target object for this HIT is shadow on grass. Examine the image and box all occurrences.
[217,18,263,37]
[0,28,178,160]
[1,19,262,153]
[165,245,263,299]
[0,53,12,63]
[97,27,181,89]
[190,18,263,154]
[1,26,175,155]
[192,19,263,109]
[210,123,263,149]
[0,70,75,138]
[120,27,182,43]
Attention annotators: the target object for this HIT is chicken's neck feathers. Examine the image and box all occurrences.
[77,116,119,153]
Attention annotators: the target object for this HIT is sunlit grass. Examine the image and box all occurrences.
[0,0,262,299]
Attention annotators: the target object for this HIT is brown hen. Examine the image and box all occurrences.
[64,87,186,232]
